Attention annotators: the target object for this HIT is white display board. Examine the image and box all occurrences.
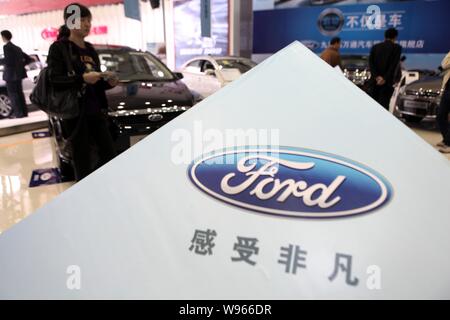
[0,41,449,299]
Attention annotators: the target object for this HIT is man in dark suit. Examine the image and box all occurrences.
[368,28,402,110]
[0,30,33,118]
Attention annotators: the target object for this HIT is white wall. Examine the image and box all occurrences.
[163,0,175,70]
[0,3,165,54]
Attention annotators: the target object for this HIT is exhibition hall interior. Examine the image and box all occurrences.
[0,0,449,299]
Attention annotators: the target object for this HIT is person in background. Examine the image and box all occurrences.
[157,44,167,64]
[320,37,342,68]
[0,30,33,118]
[436,51,450,153]
[47,3,118,181]
[368,28,402,110]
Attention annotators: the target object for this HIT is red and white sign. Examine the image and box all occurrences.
[91,26,108,35]
[41,26,109,41]
[41,28,59,41]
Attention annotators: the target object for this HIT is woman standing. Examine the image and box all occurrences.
[47,3,118,181]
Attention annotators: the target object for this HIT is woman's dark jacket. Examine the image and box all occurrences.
[46,39,113,112]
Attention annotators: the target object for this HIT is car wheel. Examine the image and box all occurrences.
[403,115,424,123]
[0,93,12,118]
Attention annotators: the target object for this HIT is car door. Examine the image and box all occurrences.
[181,59,203,96]
[199,60,222,97]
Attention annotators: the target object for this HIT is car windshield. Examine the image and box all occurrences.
[341,56,369,70]
[98,50,174,81]
[216,58,256,74]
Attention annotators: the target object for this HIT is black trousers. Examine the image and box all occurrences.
[6,80,27,117]
[437,84,450,145]
[370,83,394,111]
[62,112,117,181]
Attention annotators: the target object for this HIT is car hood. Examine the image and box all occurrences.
[106,79,193,111]
[406,76,443,93]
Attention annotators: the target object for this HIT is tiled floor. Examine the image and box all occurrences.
[0,121,449,235]
[0,131,73,234]
[406,120,450,160]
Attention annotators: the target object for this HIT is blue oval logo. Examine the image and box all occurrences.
[188,147,392,218]
[317,8,344,36]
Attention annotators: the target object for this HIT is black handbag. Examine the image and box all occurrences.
[31,43,81,119]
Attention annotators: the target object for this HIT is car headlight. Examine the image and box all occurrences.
[358,70,370,80]
[343,69,349,77]
[350,70,370,82]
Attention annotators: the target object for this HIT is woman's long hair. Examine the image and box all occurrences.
[57,25,70,40]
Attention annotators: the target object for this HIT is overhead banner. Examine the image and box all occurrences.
[0,0,122,15]
[173,0,229,68]
[124,0,141,21]
[200,0,212,37]
[253,0,450,54]
[0,42,450,299]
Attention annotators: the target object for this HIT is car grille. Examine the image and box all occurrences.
[403,107,428,117]
[344,71,370,87]
[397,95,438,117]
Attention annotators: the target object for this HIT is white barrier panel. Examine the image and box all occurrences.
[0,41,449,299]
[0,3,164,53]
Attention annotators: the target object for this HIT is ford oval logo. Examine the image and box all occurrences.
[148,114,163,122]
[188,147,392,218]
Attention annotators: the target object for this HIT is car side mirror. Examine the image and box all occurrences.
[174,72,184,80]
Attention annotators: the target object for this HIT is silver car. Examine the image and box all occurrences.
[395,72,444,123]
[179,56,257,99]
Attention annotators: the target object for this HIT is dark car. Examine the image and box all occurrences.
[341,55,371,91]
[50,45,195,178]
[395,74,443,123]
